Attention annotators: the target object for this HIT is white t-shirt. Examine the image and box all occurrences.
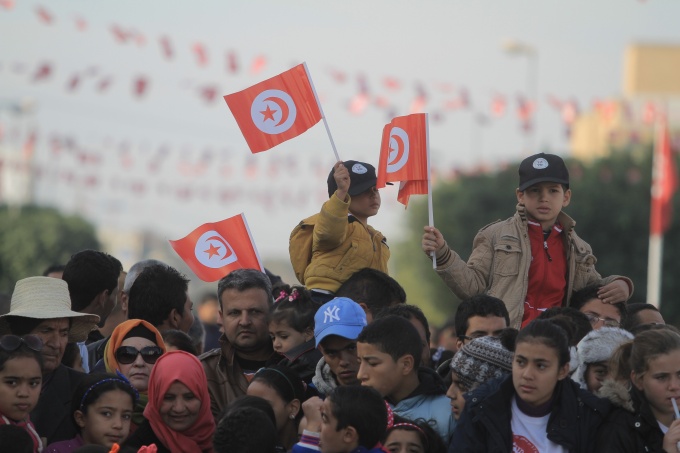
[511,396,568,453]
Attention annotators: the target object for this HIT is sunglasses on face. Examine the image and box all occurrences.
[0,334,43,352]
[115,346,163,365]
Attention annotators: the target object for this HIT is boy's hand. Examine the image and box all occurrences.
[301,396,324,433]
[422,226,446,257]
[598,279,630,304]
[333,161,350,201]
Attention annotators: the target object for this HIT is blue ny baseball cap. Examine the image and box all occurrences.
[314,297,367,347]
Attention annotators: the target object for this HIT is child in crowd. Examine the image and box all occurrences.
[46,373,138,453]
[382,415,447,453]
[213,406,278,453]
[299,160,389,303]
[375,304,433,369]
[451,319,610,452]
[596,329,680,452]
[623,303,665,331]
[572,327,633,394]
[270,286,322,383]
[446,334,514,420]
[0,334,43,453]
[293,385,388,453]
[247,365,311,451]
[421,152,632,328]
[356,315,455,442]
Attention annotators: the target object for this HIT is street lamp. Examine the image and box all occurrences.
[502,39,538,154]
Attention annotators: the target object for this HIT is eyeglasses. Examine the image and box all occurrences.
[0,335,43,352]
[583,312,620,328]
[115,346,163,365]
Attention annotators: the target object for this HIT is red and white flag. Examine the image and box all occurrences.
[224,63,322,153]
[376,113,429,206]
[650,116,678,235]
[169,213,263,282]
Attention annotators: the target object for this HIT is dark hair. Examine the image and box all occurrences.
[265,268,289,299]
[71,373,137,427]
[5,316,47,337]
[42,263,66,277]
[123,259,165,294]
[382,415,447,453]
[214,407,277,453]
[217,269,273,310]
[270,286,319,333]
[336,268,406,313]
[61,342,83,369]
[375,304,431,345]
[357,315,422,369]
[128,264,189,327]
[0,424,33,453]
[62,250,122,312]
[162,329,198,356]
[187,320,204,355]
[570,284,627,322]
[624,303,662,331]
[223,395,277,426]
[251,366,307,424]
[537,307,591,345]
[629,329,680,376]
[515,319,571,367]
[0,338,43,373]
[454,295,509,338]
[329,386,387,449]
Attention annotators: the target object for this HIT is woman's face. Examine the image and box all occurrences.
[247,380,296,431]
[117,337,157,393]
[159,381,201,432]
[383,429,425,453]
[512,340,569,407]
[633,349,680,425]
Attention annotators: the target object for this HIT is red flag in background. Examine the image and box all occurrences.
[377,113,429,207]
[169,213,263,282]
[224,63,322,153]
[650,116,678,235]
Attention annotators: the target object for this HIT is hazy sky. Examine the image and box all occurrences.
[1,0,679,269]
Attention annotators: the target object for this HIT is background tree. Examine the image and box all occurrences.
[393,146,680,328]
[0,205,99,292]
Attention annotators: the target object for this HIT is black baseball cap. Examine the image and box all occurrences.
[327,160,380,198]
[518,153,569,192]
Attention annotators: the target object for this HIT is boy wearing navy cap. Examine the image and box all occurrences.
[422,153,633,328]
[302,160,390,303]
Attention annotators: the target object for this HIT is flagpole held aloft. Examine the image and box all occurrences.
[303,62,340,162]
[241,213,265,273]
[424,113,436,269]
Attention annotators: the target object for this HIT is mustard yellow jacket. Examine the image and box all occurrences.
[303,192,390,292]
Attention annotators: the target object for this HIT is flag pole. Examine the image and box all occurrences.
[241,213,265,273]
[424,113,436,269]
[303,62,340,162]
[647,110,664,309]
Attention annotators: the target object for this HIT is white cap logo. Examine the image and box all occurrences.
[351,163,368,174]
[533,158,549,170]
[250,89,297,135]
[194,230,238,268]
[386,126,410,173]
[323,306,341,323]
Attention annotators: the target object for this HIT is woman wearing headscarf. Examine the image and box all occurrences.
[104,319,166,429]
[123,350,215,453]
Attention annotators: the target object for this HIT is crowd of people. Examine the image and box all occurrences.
[0,152,677,453]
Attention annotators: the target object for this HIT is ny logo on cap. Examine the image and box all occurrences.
[323,306,341,323]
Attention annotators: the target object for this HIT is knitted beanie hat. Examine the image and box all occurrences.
[450,336,514,390]
[572,326,633,389]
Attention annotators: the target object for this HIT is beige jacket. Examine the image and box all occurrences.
[435,205,633,328]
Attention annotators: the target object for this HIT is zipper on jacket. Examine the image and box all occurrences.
[543,240,552,262]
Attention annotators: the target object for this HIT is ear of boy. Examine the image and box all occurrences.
[342,425,359,450]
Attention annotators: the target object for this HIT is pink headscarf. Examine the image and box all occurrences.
[143,350,215,453]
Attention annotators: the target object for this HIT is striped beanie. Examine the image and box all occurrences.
[450,336,513,389]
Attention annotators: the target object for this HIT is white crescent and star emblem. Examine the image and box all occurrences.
[194,230,238,268]
[250,89,297,135]
[386,126,410,173]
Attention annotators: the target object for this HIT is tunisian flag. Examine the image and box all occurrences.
[169,213,264,282]
[650,118,678,235]
[376,113,429,206]
[224,63,322,153]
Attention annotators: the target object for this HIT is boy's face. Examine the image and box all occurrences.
[349,186,381,221]
[320,398,354,453]
[516,182,571,230]
[579,297,622,329]
[357,342,408,399]
[319,336,360,386]
[585,361,609,393]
